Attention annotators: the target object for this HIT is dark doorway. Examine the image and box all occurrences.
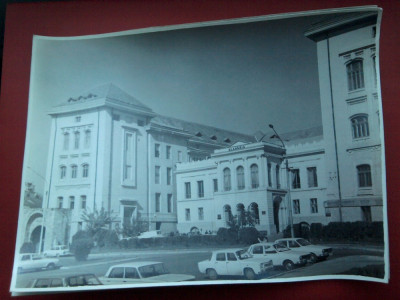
[273,196,282,233]
[31,226,45,252]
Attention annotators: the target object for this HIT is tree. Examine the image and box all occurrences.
[81,207,114,236]
[24,182,42,208]
[122,211,149,238]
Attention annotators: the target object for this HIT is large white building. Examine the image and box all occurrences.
[21,11,383,251]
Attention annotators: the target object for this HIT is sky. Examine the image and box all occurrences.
[24,13,329,194]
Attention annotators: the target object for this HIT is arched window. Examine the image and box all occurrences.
[236,166,245,190]
[251,164,259,188]
[74,131,80,149]
[71,165,77,179]
[236,203,245,227]
[223,168,231,191]
[249,203,260,224]
[357,164,372,187]
[223,205,232,225]
[351,115,369,139]
[346,59,364,91]
[63,132,69,150]
[82,164,89,178]
[60,165,66,179]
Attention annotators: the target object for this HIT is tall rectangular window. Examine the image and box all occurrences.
[213,179,218,192]
[310,198,318,214]
[69,196,75,209]
[166,145,171,159]
[82,164,89,178]
[185,182,191,199]
[268,163,272,187]
[71,165,77,179]
[291,169,301,189]
[155,193,161,213]
[74,131,80,149]
[198,207,204,221]
[351,115,370,139]
[84,130,91,149]
[123,131,136,183]
[80,195,86,209]
[63,132,69,151]
[293,199,300,214]
[357,164,372,187]
[185,208,190,221]
[275,165,280,188]
[167,168,172,185]
[307,167,318,188]
[167,194,172,213]
[197,181,204,198]
[57,197,63,209]
[60,166,66,179]
[155,166,160,184]
[236,166,245,190]
[155,144,160,158]
[347,60,365,91]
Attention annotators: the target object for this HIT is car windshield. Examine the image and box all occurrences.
[67,275,102,286]
[297,239,312,246]
[235,249,251,260]
[139,263,169,278]
[274,243,290,252]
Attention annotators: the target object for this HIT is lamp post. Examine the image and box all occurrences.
[269,124,294,238]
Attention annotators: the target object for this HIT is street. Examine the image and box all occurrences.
[15,245,384,288]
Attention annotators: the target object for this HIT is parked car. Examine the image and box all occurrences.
[247,242,311,271]
[137,231,163,239]
[43,245,72,257]
[18,253,60,273]
[275,238,333,262]
[99,262,195,285]
[198,248,274,280]
[26,274,103,288]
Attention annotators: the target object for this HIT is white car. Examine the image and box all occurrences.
[137,231,163,239]
[198,248,274,280]
[275,238,333,262]
[18,253,60,273]
[247,242,311,271]
[99,262,195,285]
[43,245,72,257]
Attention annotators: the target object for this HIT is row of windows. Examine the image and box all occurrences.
[185,207,204,221]
[63,130,91,151]
[184,180,209,199]
[289,167,318,190]
[292,198,319,215]
[155,166,172,185]
[60,164,89,179]
[155,193,173,213]
[154,143,183,161]
[57,195,86,210]
[223,164,259,192]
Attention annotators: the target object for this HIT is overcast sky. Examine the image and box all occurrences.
[24,13,329,194]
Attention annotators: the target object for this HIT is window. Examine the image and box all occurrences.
[178,151,182,162]
[84,130,91,149]
[372,56,377,86]
[166,145,171,159]
[361,206,372,222]
[347,60,365,91]
[185,208,190,221]
[251,164,259,188]
[125,268,140,279]
[63,132,69,150]
[71,165,77,179]
[167,194,172,213]
[307,167,318,188]
[293,199,300,214]
[236,166,245,190]
[227,253,237,261]
[310,198,318,214]
[81,195,86,209]
[75,116,81,122]
[197,181,204,198]
[357,164,372,187]
[74,131,80,149]
[291,169,301,189]
[155,193,161,212]
[276,165,280,188]
[213,179,218,192]
[155,166,160,184]
[267,163,272,187]
[109,267,124,279]
[185,182,191,199]
[57,197,63,209]
[82,164,89,178]
[155,144,160,158]
[69,196,75,209]
[167,168,172,185]
[60,166,66,179]
[198,207,204,220]
[351,115,370,139]
[216,253,225,261]
[123,131,136,182]
[223,168,231,191]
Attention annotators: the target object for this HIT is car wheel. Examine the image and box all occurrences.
[283,260,294,271]
[46,263,56,270]
[244,268,256,280]
[310,253,317,264]
[206,268,218,280]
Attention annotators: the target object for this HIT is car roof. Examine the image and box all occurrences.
[108,261,163,268]
[213,248,245,253]
[251,242,275,247]
[276,238,301,241]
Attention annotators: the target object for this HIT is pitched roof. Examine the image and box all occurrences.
[266,126,323,146]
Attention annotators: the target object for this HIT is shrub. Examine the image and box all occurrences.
[238,227,260,245]
[20,242,35,254]
[310,223,323,240]
[216,227,238,244]
[71,230,94,261]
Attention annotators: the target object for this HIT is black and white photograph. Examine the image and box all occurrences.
[10,6,388,293]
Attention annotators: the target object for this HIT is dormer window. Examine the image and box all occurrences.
[210,135,217,140]
[75,116,81,122]
[195,132,202,137]
[224,138,231,143]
